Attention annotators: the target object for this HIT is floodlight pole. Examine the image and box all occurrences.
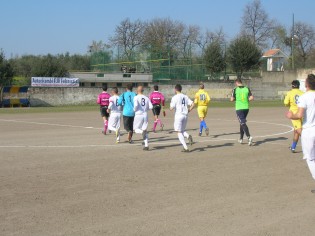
[168,34,171,79]
[291,13,295,70]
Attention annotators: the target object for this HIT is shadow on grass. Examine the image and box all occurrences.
[190,143,235,152]
[212,132,240,138]
[254,137,288,146]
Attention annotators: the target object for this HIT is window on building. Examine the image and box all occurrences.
[143,83,148,87]
[123,74,131,78]
[116,83,122,87]
[132,83,137,88]
[91,82,96,87]
[97,73,104,77]
[80,82,85,87]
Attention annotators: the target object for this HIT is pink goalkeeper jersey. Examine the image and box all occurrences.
[149,91,165,106]
[97,92,111,106]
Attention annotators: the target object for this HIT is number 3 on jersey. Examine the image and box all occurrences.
[141,98,146,106]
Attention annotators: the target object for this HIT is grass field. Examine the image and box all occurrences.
[1,105,315,236]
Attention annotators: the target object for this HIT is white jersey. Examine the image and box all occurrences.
[108,95,121,113]
[298,91,315,129]
[134,94,153,115]
[170,93,193,116]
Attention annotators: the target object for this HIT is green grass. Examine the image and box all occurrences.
[0,100,284,114]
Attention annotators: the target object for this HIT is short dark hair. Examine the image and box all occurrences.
[112,87,118,94]
[154,85,159,91]
[102,85,108,91]
[291,80,300,88]
[235,78,242,84]
[175,84,182,92]
[126,83,133,91]
[306,74,315,90]
[200,83,204,89]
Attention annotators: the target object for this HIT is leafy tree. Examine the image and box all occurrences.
[204,41,225,74]
[228,36,261,77]
[0,50,14,86]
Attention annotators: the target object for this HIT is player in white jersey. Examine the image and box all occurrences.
[170,84,194,152]
[133,86,153,151]
[107,87,122,143]
[287,74,315,193]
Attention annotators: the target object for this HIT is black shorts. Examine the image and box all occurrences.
[236,109,249,125]
[152,104,161,116]
[100,106,109,118]
[123,116,134,132]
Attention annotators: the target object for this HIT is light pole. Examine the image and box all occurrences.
[291,13,295,70]
[168,34,171,79]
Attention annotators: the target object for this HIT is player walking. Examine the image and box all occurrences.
[117,84,136,143]
[170,84,194,152]
[107,87,122,143]
[284,80,304,153]
[286,74,315,193]
[97,85,111,135]
[134,86,153,151]
[194,83,210,136]
[149,85,165,132]
[230,78,254,146]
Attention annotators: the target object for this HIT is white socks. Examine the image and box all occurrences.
[183,132,189,139]
[178,133,188,149]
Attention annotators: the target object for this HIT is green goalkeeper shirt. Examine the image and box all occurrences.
[232,86,252,110]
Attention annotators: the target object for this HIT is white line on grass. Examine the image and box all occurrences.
[0,119,293,148]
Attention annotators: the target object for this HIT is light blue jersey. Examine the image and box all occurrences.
[118,91,136,117]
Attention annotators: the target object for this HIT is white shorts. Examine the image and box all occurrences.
[301,126,315,161]
[108,113,121,131]
[174,114,188,132]
[134,113,148,133]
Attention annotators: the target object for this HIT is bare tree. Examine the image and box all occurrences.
[269,23,288,50]
[241,0,274,49]
[294,22,315,67]
[110,18,146,60]
[196,28,226,55]
[143,18,185,58]
[88,40,106,53]
[180,25,200,58]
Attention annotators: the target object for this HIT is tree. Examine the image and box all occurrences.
[294,22,315,68]
[0,50,14,86]
[228,36,261,77]
[204,41,225,74]
[88,40,107,53]
[241,0,274,48]
[269,23,288,50]
[110,18,146,60]
[180,25,200,58]
[196,28,226,55]
[143,18,185,62]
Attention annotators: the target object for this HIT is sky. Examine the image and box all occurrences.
[0,0,314,57]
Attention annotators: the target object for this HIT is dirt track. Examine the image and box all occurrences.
[1,107,315,236]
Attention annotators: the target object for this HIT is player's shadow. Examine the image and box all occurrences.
[153,143,183,150]
[254,137,288,146]
[190,143,234,152]
[149,137,178,143]
[163,128,199,134]
[212,132,240,138]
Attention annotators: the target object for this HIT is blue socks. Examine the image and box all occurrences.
[291,141,297,150]
[200,121,207,133]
